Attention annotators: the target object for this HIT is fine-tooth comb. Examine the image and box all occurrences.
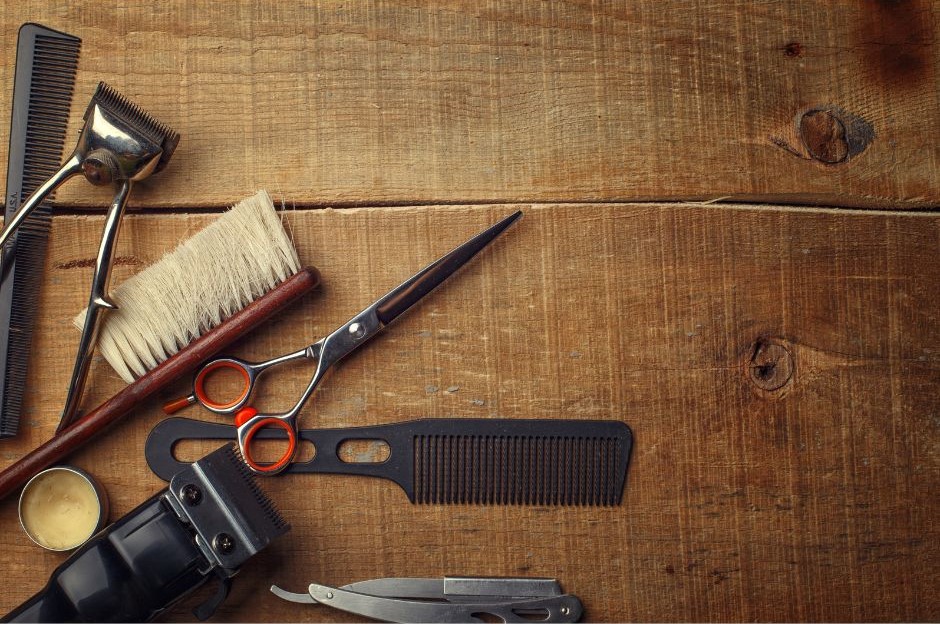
[146,417,633,506]
[0,23,81,438]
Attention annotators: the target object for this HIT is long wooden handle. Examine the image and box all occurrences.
[0,266,320,502]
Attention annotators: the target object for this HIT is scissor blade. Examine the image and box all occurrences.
[374,211,522,326]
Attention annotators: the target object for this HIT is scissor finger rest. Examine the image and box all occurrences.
[236,410,298,474]
[193,359,254,413]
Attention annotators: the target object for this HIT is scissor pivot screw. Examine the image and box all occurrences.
[213,532,236,554]
[348,322,366,339]
[180,484,202,506]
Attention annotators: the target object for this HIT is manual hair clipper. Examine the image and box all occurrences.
[0,81,179,432]
[2,445,289,623]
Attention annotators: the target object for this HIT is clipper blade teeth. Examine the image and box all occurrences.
[87,81,180,169]
[224,444,290,532]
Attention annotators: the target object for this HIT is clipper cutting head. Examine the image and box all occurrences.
[169,444,289,570]
[85,82,179,173]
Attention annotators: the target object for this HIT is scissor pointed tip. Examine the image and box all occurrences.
[483,209,523,240]
[503,209,524,226]
[374,209,524,325]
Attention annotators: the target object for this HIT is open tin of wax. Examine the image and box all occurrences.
[18,466,109,551]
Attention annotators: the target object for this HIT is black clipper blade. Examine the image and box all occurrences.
[169,444,290,570]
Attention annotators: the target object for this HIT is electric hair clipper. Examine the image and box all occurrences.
[2,445,289,623]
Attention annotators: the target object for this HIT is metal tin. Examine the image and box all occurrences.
[18,465,109,551]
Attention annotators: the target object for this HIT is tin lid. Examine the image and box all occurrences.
[18,466,109,551]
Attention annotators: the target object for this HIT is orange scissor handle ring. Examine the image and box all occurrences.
[193,360,252,413]
[237,409,297,474]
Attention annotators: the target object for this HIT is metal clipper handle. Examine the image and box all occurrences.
[0,156,82,249]
[58,180,134,431]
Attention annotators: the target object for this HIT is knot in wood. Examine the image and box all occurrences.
[798,106,875,164]
[800,110,848,163]
[783,42,804,58]
[749,339,793,392]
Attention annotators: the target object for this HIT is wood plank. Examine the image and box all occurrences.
[0,1,936,209]
[0,202,936,621]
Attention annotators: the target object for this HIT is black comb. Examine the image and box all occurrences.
[0,24,80,438]
[147,418,633,506]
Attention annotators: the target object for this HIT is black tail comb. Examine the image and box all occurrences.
[0,24,81,438]
[147,418,633,507]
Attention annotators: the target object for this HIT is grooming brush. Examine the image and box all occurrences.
[0,191,320,502]
[146,417,634,506]
[0,24,81,438]
[0,81,181,431]
[4,444,290,623]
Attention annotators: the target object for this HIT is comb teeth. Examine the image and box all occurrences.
[23,36,79,192]
[0,27,80,438]
[223,445,290,532]
[88,82,180,169]
[413,434,626,506]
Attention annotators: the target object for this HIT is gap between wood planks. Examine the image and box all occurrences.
[39,198,940,218]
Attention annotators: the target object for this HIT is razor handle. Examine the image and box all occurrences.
[3,493,218,622]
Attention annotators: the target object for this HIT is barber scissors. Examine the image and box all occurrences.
[165,211,521,474]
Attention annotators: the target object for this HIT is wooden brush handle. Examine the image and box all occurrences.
[0,266,320,502]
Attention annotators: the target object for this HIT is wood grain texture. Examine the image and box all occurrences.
[0,1,936,209]
[0,2,937,622]
[0,203,936,621]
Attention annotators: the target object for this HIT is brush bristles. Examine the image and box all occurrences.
[73,191,300,382]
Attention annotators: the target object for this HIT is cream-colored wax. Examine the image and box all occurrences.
[20,470,100,550]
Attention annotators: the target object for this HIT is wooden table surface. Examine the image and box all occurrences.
[0,2,937,622]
